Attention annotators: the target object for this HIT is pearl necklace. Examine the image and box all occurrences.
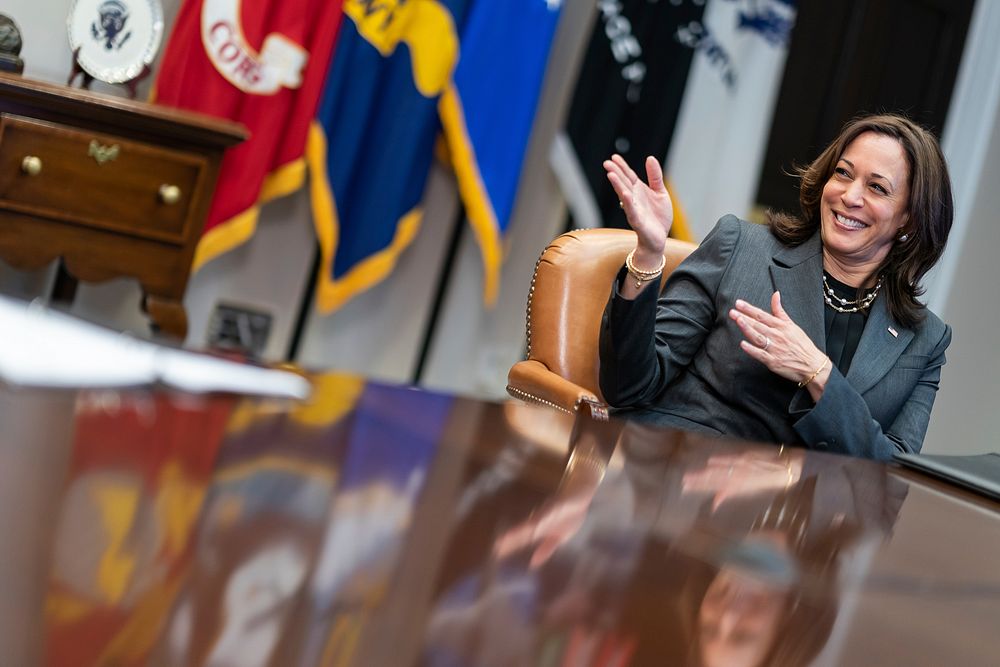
[822,273,882,313]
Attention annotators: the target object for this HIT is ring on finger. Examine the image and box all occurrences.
[619,200,624,209]
[761,335,770,351]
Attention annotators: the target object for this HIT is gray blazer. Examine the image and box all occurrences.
[599,215,952,460]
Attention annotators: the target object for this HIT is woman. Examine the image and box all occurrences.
[599,113,953,460]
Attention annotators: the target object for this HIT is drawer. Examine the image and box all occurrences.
[0,115,208,244]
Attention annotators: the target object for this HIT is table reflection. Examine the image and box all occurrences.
[421,422,906,667]
[0,374,992,666]
[39,375,456,666]
[45,391,233,667]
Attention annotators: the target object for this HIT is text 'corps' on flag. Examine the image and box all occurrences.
[154,0,344,270]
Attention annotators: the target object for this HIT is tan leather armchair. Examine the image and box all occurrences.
[507,229,696,413]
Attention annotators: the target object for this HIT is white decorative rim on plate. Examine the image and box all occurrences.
[67,0,164,84]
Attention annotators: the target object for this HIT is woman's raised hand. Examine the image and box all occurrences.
[603,154,673,256]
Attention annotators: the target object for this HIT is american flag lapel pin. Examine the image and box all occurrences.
[888,326,898,338]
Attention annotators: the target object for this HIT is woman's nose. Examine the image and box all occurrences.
[841,179,865,207]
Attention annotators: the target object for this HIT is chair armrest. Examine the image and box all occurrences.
[507,359,603,414]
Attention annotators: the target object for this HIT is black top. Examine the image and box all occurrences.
[823,273,872,375]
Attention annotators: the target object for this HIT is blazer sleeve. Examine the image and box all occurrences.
[599,215,741,407]
[791,323,952,460]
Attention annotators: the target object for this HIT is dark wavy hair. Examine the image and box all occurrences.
[768,113,953,327]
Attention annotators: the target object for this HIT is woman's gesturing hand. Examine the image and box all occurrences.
[603,154,673,255]
[730,292,831,397]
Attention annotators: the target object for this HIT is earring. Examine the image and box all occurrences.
[898,233,909,243]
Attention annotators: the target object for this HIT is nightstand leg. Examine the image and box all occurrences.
[144,294,188,341]
[50,262,79,306]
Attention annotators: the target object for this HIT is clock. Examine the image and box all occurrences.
[67,0,164,85]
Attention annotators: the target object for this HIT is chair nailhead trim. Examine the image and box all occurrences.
[523,251,544,359]
[505,385,574,414]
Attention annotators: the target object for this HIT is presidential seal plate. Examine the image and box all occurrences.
[67,0,164,84]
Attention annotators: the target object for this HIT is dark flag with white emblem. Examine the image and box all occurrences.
[561,0,706,239]
[665,0,796,239]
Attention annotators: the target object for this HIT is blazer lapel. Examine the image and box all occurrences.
[845,295,913,394]
[769,235,826,350]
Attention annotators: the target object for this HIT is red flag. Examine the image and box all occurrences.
[153,0,343,270]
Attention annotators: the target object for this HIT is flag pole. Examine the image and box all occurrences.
[285,242,321,362]
[411,204,466,385]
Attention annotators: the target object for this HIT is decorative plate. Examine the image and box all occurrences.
[67,0,164,84]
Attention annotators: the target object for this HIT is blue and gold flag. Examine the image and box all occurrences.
[309,0,469,312]
[440,0,562,304]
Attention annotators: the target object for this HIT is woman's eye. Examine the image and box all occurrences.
[834,167,850,178]
[870,183,887,194]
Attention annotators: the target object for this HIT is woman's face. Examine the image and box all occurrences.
[698,568,791,667]
[819,131,910,275]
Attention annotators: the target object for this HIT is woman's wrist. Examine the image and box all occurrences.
[803,357,832,402]
[798,356,829,388]
[624,249,665,292]
[631,245,665,272]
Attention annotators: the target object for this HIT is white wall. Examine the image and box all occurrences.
[923,0,1000,454]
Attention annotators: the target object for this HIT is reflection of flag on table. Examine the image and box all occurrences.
[440,0,562,304]
[309,0,470,313]
[44,395,234,666]
[153,0,343,270]
[308,383,451,664]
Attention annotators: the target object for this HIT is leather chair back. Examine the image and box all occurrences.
[507,229,696,412]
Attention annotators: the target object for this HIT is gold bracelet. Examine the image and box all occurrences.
[798,357,830,388]
[625,249,666,289]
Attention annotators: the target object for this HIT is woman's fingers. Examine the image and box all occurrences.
[602,158,631,186]
[733,298,783,328]
[605,172,633,214]
[729,307,770,348]
[771,291,788,319]
[603,162,633,202]
[611,153,640,184]
[608,172,651,236]
[645,156,666,192]
[605,154,669,196]
[739,339,770,366]
[731,294,827,384]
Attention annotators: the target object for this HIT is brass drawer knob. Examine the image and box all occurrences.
[21,155,42,176]
[158,184,182,205]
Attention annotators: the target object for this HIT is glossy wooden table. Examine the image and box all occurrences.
[2,375,999,666]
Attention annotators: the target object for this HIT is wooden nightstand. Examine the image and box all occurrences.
[0,73,247,339]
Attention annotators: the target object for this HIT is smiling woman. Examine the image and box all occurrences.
[820,132,912,281]
[597,114,954,460]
